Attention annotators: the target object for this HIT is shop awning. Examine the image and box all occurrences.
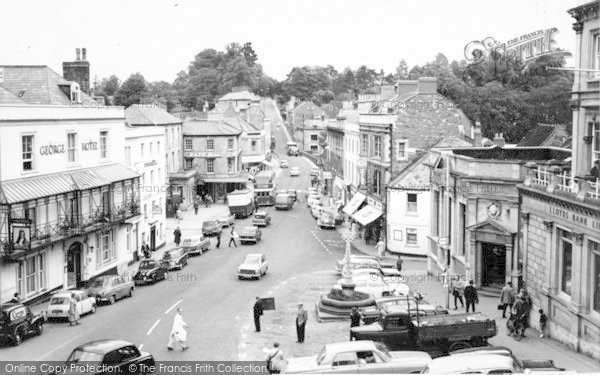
[352,204,383,226]
[342,191,366,216]
[202,175,249,183]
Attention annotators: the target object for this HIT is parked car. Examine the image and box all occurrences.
[65,339,155,372]
[449,346,566,372]
[335,254,401,277]
[86,275,135,305]
[422,353,521,374]
[161,248,188,270]
[287,189,298,201]
[133,259,168,285]
[305,187,317,199]
[180,235,210,256]
[239,226,262,244]
[290,166,300,176]
[46,290,96,321]
[333,273,409,298]
[318,210,336,229]
[288,146,299,156]
[311,203,325,218]
[280,159,289,168]
[0,303,44,346]
[202,219,221,236]
[307,194,320,207]
[285,340,431,374]
[310,167,320,177]
[275,193,294,210]
[252,211,272,227]
[216,213,235,228]
[360,297,448,325]
[237,253,268,280]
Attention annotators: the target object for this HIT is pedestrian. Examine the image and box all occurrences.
[216,226,222,248]
[176,208,183,221]
[376,239,385,259]
[396,255,403,273]
[263,342,287,374]
[450,275,464,310]
[10,292,20,303]
[500,282,514,318]
[295,303,307,343]
[167,307,189,351]
[511,293,527,338]
[68,294,80,326]
[193,199,199,215]
[143,243,151,259]
[228,226,238,248]
[173,226,181,246]
[206,194,212,207]
[350,307,362,328]
[464,280,478,313]
[539,309,547,338]
[521,288,532,329]
[254,296,263,332]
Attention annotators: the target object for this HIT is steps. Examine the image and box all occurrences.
[478,286,502,298]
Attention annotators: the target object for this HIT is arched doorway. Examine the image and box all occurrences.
[67,242,83,288]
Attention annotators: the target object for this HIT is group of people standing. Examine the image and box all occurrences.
[193,194,213,214]
[500,282,542,338]
[450,277,479,312]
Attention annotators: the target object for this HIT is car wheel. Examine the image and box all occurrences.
[238,276,243,280]
[128,288,134,298]
[34,322,43,336]
[91,304,96,314]
[109,295,116,305]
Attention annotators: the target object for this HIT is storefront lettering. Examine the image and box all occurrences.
[81,140,98,151]
[39,143,65,155]
[547,204,600,232]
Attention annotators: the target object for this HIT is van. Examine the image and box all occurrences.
[180,235,211,256]
[274,193,294,210]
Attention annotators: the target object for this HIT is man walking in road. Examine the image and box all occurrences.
[464,280,478,313]
[173,227,181,246]
[295,303,307,343]
[350,307,362,328]
[216,226,222,248]
[253,296,263,332]
[228,226,238,247]
[167,307,189,351]
[68,294,80,326]
[500,282,514,318]
[396,255,403,273]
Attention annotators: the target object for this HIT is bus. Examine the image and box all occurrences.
[254,170,276,206]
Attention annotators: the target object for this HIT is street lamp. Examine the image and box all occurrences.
[341,223,357,288]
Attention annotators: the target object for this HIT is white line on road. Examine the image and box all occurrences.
[311,230,332,254]
[147,319,161,336]
[165,299,183,314]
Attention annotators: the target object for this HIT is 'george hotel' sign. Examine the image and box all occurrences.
[547,203,600,232]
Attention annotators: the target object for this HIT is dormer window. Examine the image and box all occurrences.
[70,83,81,103]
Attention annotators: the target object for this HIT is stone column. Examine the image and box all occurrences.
[505,241,513,284]
[543,220,555,295]
[570,233,584,314]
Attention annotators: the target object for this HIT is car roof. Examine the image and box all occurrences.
[243,226,257,230]
[255,210,268,215]
[325,340,377,353]
[52,291,84,298]
[73,339,134,354]
[245,253,264,258]
[426,353,516,373]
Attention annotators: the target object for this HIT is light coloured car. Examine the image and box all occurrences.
[310,167,320,177]
[252,211,272,227]
[333,273,409,298]
[285,340,431,374]
[280,159,289,168]
[216,213,235,228]
[422,353,521,374]
[335,255,401,277]
[85,275,135,305]
[46,290,96,320]
[311,203,324,219]
[290,167,300,176]
[240,226,262,244]
[317,210,336,229]
[180,235,210,256]
[237,253,268,280]
[307,193,320,207]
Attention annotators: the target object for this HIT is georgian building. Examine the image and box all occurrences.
[516,1,600,359]
[325,118,345,202]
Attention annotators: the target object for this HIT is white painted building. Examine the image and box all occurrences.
[124,124,167,257]
[0,105,140,303]
[341,109,361,189]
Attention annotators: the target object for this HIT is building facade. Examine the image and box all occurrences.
[289,101,327,147]
[326,118,345,202]
[516,1,600,360]
[0,105,140,303]
[124,124,167,258]
[342,109,361,191]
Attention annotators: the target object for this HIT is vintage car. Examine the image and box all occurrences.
[180,235,210,256]
[161,248,188,270]
[305,187,317,199]
[237,253,269,280]
[252,211,272,227]
[290,166,300,176]
[360,296,448,324]
[275,193,294,210]
[307,194,320,208]
[311,202,325,219]
[280,159,289,168]
[0,303,44,346]
[240,226,262,244]
[216,213,235,228]
[449,346,566,372]
[335,254,402,277]
[133,259,168,285]
[46,290,96,320]
[333,273,409,298]
[202,219,221,236]
[423,353,522,374]
[310,167,320,177]
[318,210,336,229]
[65,339,155,371]
[285,340,431,374]
[86,275,135,305]
[286,189,298,201]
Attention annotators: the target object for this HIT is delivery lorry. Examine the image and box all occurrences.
[227,189,255,218]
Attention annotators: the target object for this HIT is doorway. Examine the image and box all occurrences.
[481,243,506,287]
[150,225,156,251]
[67,242,83,288]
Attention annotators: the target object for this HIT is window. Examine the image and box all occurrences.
[38,253,45,290]
[373,170,382,195]
[361,134,369,156]
[591,240,600,313]
[373,135,382,158]
[207,139,214,151]
[185,158,193,170]
[460,203,467,255]
[150,170,154,186]
[251,140,257,152]
[228,157,235,173]
[67,133,76,163]
[157,141,160,154]
[393,230,403,241]
[22,135,34,171]
[149,142,153,156]
[126,227,131,253]
[125,146,131,167]
[592,118,600,164]
[448,197,453,245]
[407,193,417,212]
[592,33,600,79]
[143,204,147,219]
[310,134,318,141]
[310,145,318,153]
[100,131,108,158]
[228,138,234,150]
[26,256,36,294]
[332,352,357,367]
[559,229,573,296]
[185,139,192,151]
[406,228,417,245]
[141,143,145,158]
[397,140,407,160]
[206,158,215,173]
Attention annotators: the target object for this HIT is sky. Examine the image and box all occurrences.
[0,0,584,83]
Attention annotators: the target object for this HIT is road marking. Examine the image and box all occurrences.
[147,319,161,336]
[311,230,332,254]
[165,299,183,314]
[139,344,144,350]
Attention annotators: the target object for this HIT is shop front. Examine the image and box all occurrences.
[353,197,384,245]
[168,169,196,216]
[201,173,249,203]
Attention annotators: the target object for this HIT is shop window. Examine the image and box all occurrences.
[406,228,417,245]
[559,229,573,296]
[407,193,417,212]
[22,135,34,171]
[591,240,600,313]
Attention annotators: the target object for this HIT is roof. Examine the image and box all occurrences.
[125,104,182,126]
[389,152,430,189]
[74,339,134,354]
[0,86,25,104]
[218,91,260,102]
[518,124,555,146]
[426,353,516,373]
[182,118,243,136]
[0,65,95,105]
[451,146,571,161]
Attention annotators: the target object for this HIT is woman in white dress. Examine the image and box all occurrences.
[167,307,189,351]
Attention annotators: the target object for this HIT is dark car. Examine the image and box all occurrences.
[0,303,44,346]
[65,339,154,373]
[239,226,262,244]
[202,219,221,236]
[252,211,272,227]
[161,248,188,270]
[86,275,135,305]
[133,259,168,285]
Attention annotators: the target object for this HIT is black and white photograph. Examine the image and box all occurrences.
[0,0,599,373]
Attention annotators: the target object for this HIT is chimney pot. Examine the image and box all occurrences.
[76,48,81,60]
[82,48,87,60]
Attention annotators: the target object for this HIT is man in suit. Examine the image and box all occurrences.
[464,280,478,313]
[253,296,263,332]
[295,303,307,343]
[500,282,514,318]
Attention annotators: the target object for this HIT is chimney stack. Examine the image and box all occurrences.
[473,121,483,146]
[493,132,506,147]
[380,85,395,101]
[396,80,418,96]
[417,77,437,94]
[64,48,90,94]
[76,48,81,61]
[82,48,87,61]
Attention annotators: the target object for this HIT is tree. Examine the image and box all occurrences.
[317,90,335,104]
[99,75,120,97]
[114,73,147,107]
[395,59,409,80]
[242,42,258,67]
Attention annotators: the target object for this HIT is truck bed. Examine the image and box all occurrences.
[413,312,496,340]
